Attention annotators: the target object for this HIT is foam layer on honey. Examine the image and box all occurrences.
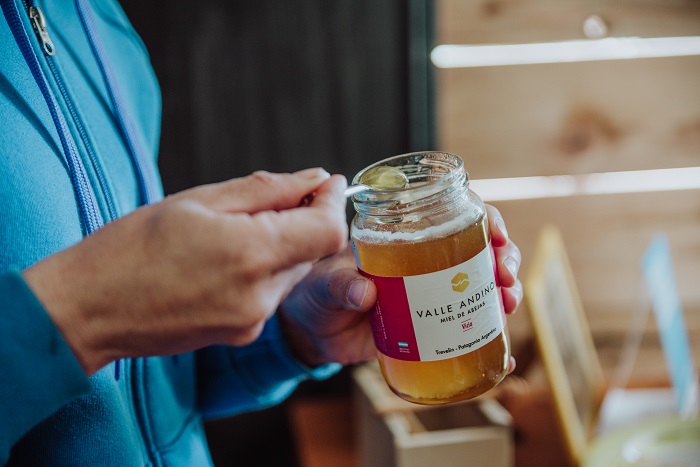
[351,205,482,244]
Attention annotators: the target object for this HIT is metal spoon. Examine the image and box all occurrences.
[304,167,408,205]
[346,166,409,197]
[343,184,371,197]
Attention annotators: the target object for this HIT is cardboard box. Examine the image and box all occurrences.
[353,363,513,467]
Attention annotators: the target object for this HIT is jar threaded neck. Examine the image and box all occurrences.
[351,152,469,218]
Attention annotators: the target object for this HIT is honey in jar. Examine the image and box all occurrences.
[350,152,510,405]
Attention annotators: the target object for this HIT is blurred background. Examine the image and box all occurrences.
[120,1,700,466]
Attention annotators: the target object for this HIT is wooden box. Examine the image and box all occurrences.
[352,363,513,467]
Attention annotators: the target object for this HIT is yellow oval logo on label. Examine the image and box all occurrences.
[451,272,469,292]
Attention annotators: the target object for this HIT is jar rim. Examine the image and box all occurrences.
[351,151,468,212]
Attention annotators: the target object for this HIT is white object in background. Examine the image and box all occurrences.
[597,387,676,435]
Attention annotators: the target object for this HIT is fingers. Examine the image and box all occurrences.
[180,171,348,272]
[501,279,523,315]
[181,168,333,213]
[494,237,521,289]
[305,173,348,212]
[256,175,349,267]
[486,204,523,315]
[486,204,509,248]
[486,203,520,287]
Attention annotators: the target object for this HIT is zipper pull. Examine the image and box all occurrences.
[29,6,55,56]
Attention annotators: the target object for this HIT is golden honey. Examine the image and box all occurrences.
[351,152,510,404]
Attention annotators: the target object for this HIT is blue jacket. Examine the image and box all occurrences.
[0,0,339,464]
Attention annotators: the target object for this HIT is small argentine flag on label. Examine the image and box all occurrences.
[398,342,409,348]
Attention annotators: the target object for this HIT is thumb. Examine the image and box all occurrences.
[315,268,377,312]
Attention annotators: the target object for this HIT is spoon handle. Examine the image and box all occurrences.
[343,184,370,198]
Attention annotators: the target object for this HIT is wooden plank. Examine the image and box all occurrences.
[437,56,700,178]
[436,0,700,45]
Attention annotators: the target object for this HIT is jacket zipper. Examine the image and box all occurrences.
[1,0,103,234]
[28,5,53,55]
[25,0,119,223]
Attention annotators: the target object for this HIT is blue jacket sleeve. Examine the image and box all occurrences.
[196,316,341,419]
[0,271,92,464]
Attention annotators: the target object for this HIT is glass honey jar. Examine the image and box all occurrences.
[350,151,510,404]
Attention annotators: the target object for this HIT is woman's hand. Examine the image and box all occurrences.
[23,168,349,376]
[278,203,523,368]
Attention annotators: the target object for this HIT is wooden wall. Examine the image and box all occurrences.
[434,0,700,384]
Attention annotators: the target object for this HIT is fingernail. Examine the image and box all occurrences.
[296,167,330,181]
[335,175,348,195]
[495,217,509,239]
[511,283,523,304]
[347,279,369,308]
[504,256,519,278]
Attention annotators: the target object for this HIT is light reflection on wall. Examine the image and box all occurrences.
[431,37,700,68]
[471,167,700,202]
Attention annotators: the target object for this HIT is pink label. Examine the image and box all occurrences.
[359,271,421,361]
